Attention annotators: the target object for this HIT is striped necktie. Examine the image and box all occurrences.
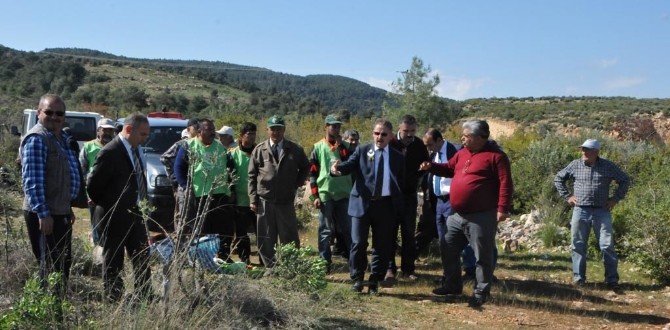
[132,147,147,201]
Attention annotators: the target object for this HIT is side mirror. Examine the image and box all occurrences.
[10,126,20,137]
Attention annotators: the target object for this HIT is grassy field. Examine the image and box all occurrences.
[1,197,669,329]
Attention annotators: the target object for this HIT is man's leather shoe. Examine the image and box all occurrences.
[351,281,364,293]
[468,295,486,308]
[368,282,378,295]
[431,286,462,296]
[380,270,397,287]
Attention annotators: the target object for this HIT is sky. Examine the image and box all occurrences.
[2,1,669,100]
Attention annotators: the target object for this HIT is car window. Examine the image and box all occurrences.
[143,126,183,154]
[64,117,97,142]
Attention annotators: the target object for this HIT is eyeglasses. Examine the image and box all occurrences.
[43,110,65,117]
[373,131,388,137]
[462,159,472,174]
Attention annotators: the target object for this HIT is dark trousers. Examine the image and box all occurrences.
[415,195,437,255]
[256,199,300,268]
[390,192,418,274]
[442,210,498,299]
[102,218,152,301]
[350,198,395,283]
[317,198,352,264]
[234,206,253,264]
[25,211,72,295]
[196,194,234,261]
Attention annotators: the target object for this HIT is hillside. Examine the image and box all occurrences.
[43,47,390,115]
[2,44,670,145]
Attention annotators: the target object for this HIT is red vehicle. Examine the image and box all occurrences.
[147,111,184,119]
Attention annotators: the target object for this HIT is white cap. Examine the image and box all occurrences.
[580,139,601,150]
[97,118,115,129]
[216,125,234,136]
[181,128,189,139]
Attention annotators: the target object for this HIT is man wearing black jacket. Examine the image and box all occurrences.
[385,115,429,283]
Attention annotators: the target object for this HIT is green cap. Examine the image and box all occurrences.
[325,114,343,125]
[267,115,285,128]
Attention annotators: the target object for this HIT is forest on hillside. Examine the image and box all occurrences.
[2,45,670,139]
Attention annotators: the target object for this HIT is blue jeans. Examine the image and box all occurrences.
[89,205,101,245]
[317,198,351,264]
[571,206,619,284]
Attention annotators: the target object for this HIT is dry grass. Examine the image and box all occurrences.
[2,196,670,329]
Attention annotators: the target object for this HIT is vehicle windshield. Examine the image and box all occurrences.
[64,117,97,142]
[143,126,183,154]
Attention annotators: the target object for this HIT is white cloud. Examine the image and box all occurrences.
[365,72,490,100]
[364,77,393,92]
[437,76,491,100]
[603,77,645,90]
[596,58,618,69]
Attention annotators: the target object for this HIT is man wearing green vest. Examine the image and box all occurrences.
[79,118,116,246]
[229,122,257,264]
[174,119,236,261]
[309,114,354,272]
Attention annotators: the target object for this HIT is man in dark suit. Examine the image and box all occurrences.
[331,118,405,294]
[87,112,153,302]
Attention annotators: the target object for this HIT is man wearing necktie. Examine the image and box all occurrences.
[331,119,405,294]
[248,115,310,269]
[87,113,154,302]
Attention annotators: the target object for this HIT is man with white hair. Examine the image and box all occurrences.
[554,139,630,292]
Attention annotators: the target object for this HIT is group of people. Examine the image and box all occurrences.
[20,93,630,308]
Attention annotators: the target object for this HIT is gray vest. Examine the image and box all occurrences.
[21,124,73,216]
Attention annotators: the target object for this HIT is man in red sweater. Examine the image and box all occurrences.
[420,119,513,308]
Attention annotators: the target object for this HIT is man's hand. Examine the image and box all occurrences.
[497,212,510,223]
[330,160,341,176]
[87,198,95,207]
[313,198,322,209]
[419,161,432,171]
[567,196,577,206]
[250,202,257,214]
[39,216,54,235]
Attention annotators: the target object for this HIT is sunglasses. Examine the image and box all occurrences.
[373,131,388,137]
[43,110,65,117]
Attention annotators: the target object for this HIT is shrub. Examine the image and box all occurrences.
[0,273,73,329]
[612,147,670,283]
[272,242,328,293]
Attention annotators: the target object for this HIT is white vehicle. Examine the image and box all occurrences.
[12,109,103,149]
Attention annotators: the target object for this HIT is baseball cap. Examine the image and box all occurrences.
[325,114,342,125]
[267,115,285,128]
[97,118,115,129]
[216,125,234,136]
[580,139,601,150]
